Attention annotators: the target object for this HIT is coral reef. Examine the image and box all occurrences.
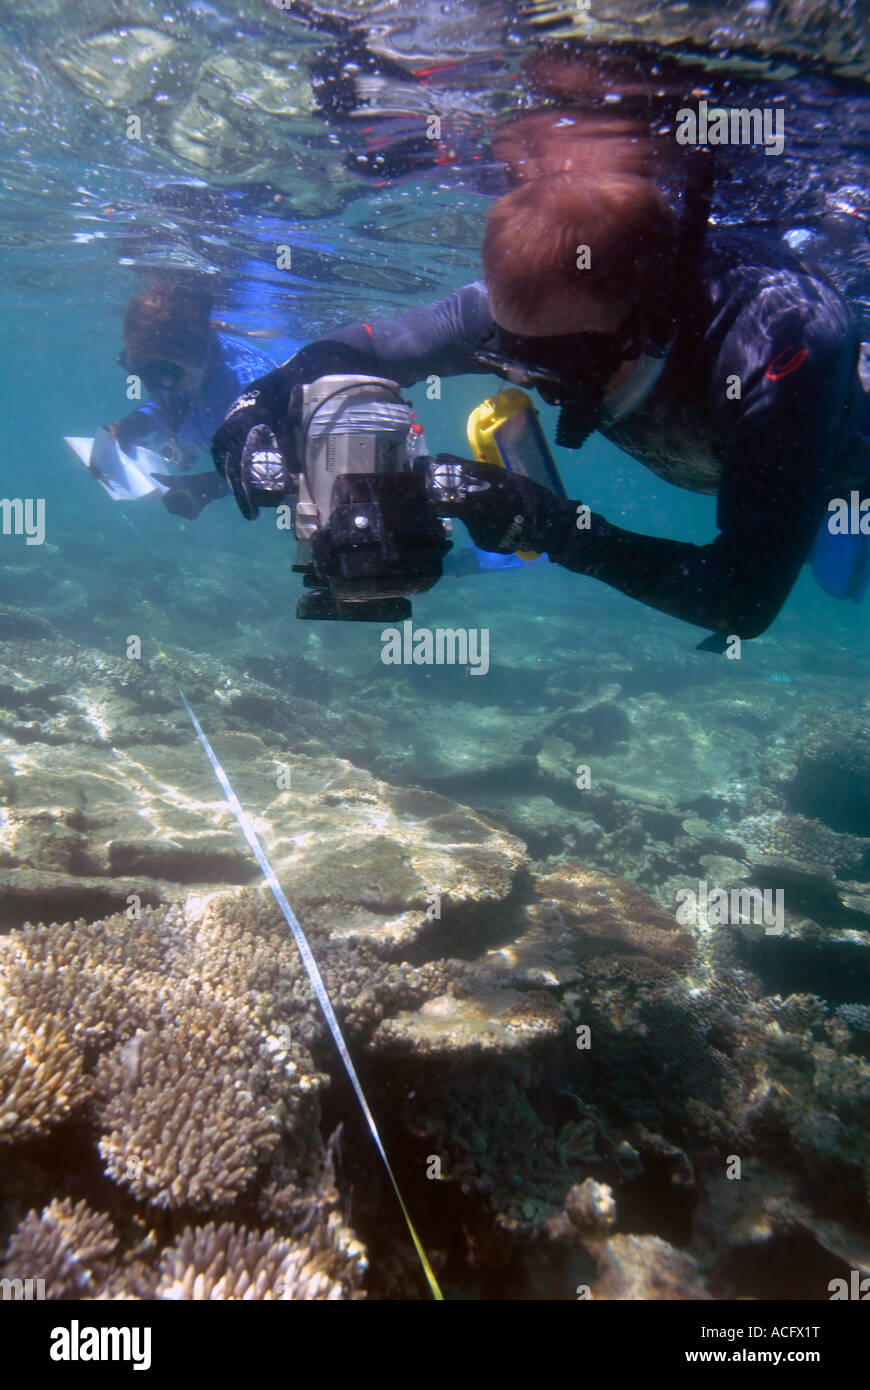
[95,1008,283,1211]
[2,615,870,1299]
[736,812,870,875]
[788,719,870,837]
[154,1215,366,1301]
[2,1198,117,1300]
[0,998,86,1143]
[586,1234,711,1301]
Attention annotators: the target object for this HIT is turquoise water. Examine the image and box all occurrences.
[1,1,870,1307]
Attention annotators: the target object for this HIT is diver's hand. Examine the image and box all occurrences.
[153,472,228,521]
[210,364,298,520]
[161,435,199,472]
[109,414,147,455]
[424,455,573,554]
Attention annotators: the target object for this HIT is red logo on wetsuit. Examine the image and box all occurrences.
[765,345,808,381]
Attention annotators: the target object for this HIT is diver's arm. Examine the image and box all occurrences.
[546,279,860,637]
[211,283,493,517]
[317,280,494,384]
[112,403,161,452]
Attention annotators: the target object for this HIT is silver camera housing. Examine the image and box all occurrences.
[294,375,413,564]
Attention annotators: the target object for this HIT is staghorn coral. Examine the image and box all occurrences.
[154,1215,367,1300]
[2,1198,117,1299]
[0,909,174,1053]
[0,996,87,1142]
[95,1005,284,1211]
[0,891,332,1210]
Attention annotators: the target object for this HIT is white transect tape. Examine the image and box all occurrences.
[156,653,443,1301]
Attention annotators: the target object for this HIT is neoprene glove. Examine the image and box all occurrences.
[211,341,379,521]
[424,455,576,554]
[153,472,229,520]
[210,363,298,520]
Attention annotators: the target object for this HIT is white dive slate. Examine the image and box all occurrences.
[64,427,169,500]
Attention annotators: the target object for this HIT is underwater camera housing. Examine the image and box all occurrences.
[292,375,451,621]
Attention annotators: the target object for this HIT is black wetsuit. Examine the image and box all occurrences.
[220,230,869,638]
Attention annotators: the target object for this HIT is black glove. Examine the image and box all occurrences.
[153,472,229,521]
[110,412,150,455]
[211,341,384,521]
[424,455,576,554]
[210,364,299,520]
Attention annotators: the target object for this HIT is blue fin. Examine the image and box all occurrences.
[811,516,870,601]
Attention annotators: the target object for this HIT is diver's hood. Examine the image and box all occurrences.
[474,150,713,451]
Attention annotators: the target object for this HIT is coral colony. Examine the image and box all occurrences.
[1,618,868,1295]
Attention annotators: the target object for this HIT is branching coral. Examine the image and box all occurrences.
[2,1198,118,1299]
[0,996,87,1142]
[155,1215,367,1300]
[95,1005,283,1210]
[0,909,174,1053]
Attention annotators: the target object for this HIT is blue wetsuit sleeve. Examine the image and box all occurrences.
[546,271,859,638]
[114,401,162,451]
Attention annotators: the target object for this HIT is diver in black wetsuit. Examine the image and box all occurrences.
[211,163,870,642]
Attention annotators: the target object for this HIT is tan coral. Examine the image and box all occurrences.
[2,1198,117,1299]
[165,892,302,1014]
[372,858,695,1059]
[587,1233,711,1300]
[374,987,562,1058]
[0,910,173,1052]
[565,1179,618,1235]
[737,812,870,874]
[528,864,696,971]
[155,1215,367,1300]
[0,997,87,1142]
[96,1004,283,1210]
[0,890,329,1216]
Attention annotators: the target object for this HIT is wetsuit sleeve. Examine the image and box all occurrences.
[303,280,494,386]
[114,402,162,452]
[545,273,859,639]
[211,283,494,516]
